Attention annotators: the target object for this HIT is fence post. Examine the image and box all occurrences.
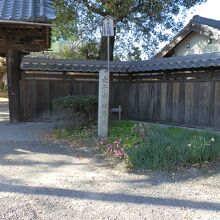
[6,49,22,122]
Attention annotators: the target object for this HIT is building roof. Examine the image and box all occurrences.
[21,53,220,74]
[154,15,220,58]
[0,0,55,24]
[193,15,220,30]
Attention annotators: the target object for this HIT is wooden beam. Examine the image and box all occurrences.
[0,42,43,52]
[6,50,22,122]
[0,25,50,51]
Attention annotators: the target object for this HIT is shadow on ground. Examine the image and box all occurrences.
[0,181,219,212]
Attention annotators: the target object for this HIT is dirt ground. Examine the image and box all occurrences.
[0,96,219,220]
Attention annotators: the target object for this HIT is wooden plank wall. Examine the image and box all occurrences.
[20,80,220,128]
[113,81,218,128]
[20,80,98,121]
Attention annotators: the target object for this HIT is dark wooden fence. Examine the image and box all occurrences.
[20,79,220,128]
[20,80,98,121]
[111,81,220,128]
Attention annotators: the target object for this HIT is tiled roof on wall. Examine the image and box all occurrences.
[129,53,220,73]
[0,0,55,23]
[21,53,220,74]
[21,58,130,73]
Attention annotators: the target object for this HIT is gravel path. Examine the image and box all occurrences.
[0,96,9,123]
[0,99,219,219]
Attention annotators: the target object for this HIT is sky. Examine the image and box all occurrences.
[185,0,220,24]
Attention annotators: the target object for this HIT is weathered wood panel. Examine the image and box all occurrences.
[179,82,185,123]
[7,50,22,122]
[184,82,194,124]
[172,82,180,122]
[193,82,200,125]
[20,80,98,121]
[20,79,220,128]
[166,83,173,122]
[35,81,50,119]
[198,82,214,126]
[148,83,154,120]
[138,83,149,119]
[214,82,220,127]
[160,83,167,121]
[128,83,137,119]
[153,83,161,121]
[20,80,37,120]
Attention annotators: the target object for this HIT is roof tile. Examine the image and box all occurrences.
[0,0,55,23]
[21,53,220,74]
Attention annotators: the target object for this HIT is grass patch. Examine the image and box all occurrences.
[53,120,220,171]
[127,125,220,170]
[108,120,144,148]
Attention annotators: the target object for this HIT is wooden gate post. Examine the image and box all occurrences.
[6,49,22,122]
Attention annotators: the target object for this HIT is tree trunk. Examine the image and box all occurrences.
[99,35,115,61]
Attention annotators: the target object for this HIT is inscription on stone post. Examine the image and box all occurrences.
[98,69,110,138]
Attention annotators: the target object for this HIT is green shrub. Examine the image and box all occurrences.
[126,126,220,170]
[53,95,98,128]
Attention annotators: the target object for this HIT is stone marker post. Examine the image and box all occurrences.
[98,16,115,138]
[98,69,110,138]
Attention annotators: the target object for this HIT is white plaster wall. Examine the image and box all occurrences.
[173,32,220,56]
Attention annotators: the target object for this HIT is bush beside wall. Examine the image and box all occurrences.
[53,95,98,128]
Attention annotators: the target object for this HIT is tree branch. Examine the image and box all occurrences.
[79,0,107,16]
